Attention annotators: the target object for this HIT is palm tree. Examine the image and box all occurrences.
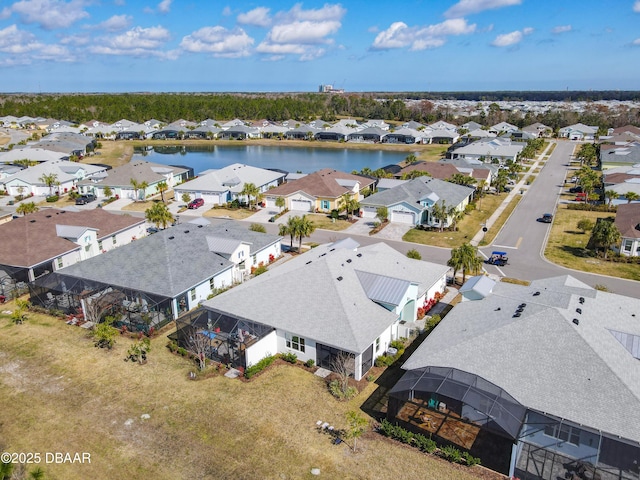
[476,179,487,209]
[156,181,168,203]
[431,201,448,231]
[447,205,464,231]
[145,203,173,229]
[447,173,477,187]
[39,173,58,196]
[604,189,617,209]
[457,242,482,283]
[624,191,639,204]
[285,216,300,250]
[241,182,260,209]
[130,178,140,201]
[16,201,39,215]
[447,247,463,284]
[295,215,316,252]
[139,181,149,201]
[275,196,285,212]
[590,218,621,259]
[278,223,293,250]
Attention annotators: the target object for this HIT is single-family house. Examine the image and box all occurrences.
[393,275,640,479]
[317,124,358,142]
[383,127,425,144]
[347,126,387,143]
[423,129,460,145]
[0,208,145,284]
[218,125,261,140]
[448,137,524,165]
[77,160,191,200]
[285,124,321,140]
[600,143,640,170]
[174,163,285,206]
[29,221,282,329]
[522,122,552,138]
[558,123,599,141]
[185,239,449,378]
[264,169,375,213]
[489,122,519,135]
[614,203,640,256]
[0,160,107,197]
[0,147,66,164]
[360,176,474,226]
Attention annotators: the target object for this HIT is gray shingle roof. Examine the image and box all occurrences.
[402,275,640,444]
[203,240,448,353]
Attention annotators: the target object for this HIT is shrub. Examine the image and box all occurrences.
[328,379,358,400]
[413,433,437,453]
[167,341,178,353]
[249,223,266,233]
[389,339,405,350]
[375,355,394,367]
[280,352,297,364]
[305,359,315,368]
[406,248,422,260]
[461,451,481,466]
[245,355,276,379]
[252,264,268,276]
[425,314,442,332]
[440,445,463,463]
[46,195,59,202]
[177,347,188,357]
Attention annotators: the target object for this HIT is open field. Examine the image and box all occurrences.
[85,139,448,170]
[402,193,511,248]
[544,205,640,281]
[0,303,493,480]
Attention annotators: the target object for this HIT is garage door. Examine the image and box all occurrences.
[265,198,277,208]
[361,206,378,218]
[391,210,415,224]
[291,199,312,211]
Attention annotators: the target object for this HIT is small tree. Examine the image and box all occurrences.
[406,249,422,260]
[126,337,151,365]
[249,223,266,233]
[93,316,118,349]
[329,351,357,400]
[275,196,285,212]
[376,206,388,223]
[577,219,594,234]
[16,202,39,215]
[156,181,168,203]
[187,326,211,371]
[145,202,174,229]
[181,192,191,204]
[344,411,368,453]
[103,186,113,198]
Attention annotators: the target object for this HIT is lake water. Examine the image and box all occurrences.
[132,145,408,174]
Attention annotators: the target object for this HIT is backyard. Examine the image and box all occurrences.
[0,303,495,480]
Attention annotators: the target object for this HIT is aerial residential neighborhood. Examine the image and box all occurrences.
[1,95,640,480]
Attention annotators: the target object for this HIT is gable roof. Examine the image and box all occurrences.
[0,208,144,268]
[175,163,284,193]
[402,275,640,444]
[267,169,374,198]
[54,221,280,298]
[361,176,474,210]
[203,240,448,353]
[78,160,189,188]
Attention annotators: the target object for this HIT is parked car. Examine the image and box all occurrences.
[268,216,276,223]
[570,176,578,183]
[537,213,554,223]
[569,186,583,194]
[75,194,96,205]
[486,251,508,266]
[188,198,204,209]
[575,193,587,202]
[146,227,159,235]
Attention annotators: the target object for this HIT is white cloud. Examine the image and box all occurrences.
[632,38,640,45]
[552,25,572,34]
[9,0,90,30]
[634,1,640,13]
[237,7,271,27]
[0,7,11,20]
[94,14,132,32]
[0,24,74,63]
[444,0,521,18]
[256,3,346,60]
[157,0,171,14]
[0,24,41,53]
[491,27,532,47]
[59,33,91,46]
[33,43,73,61]
[89,25,171,56]
[180,26,254,58]
[371,18,476,51]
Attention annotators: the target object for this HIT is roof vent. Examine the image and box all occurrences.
[168,236,175,240]
[184,230,190,233]
[494,307,501,311]
[533,291,540,296]
[576,308,582,314]
[512,313,521,318]
[306,261,312,265]
[337,276,343,281]
[46,215,52,218]
[579,297,585,304]
[198,225,203,228]
[519,303,527,308]
[572,318,580,326]
[346,259,352,263]
[329,248,335,252]
[356,253,362,257]
[30,219,36,223]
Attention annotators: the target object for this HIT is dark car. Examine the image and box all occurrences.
[188,198,204,209]
[569,186,583,194]
[146,227,159,235]
[537,213,554,223]
[75,194,96,205]
[486,251,508,266]
[268,216,276,223]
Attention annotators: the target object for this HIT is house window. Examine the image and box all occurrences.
[57,257,63,269]
[321,200,330,210]
[252,255,257,265]
[544,424,580,446]
[190,288,196,301]
[623,239,633,253]
[98,240,103,251]
[112,235,117,245]
[375,337,380,352]
[85,245,91,252]
[285,333,305,353]
[210,278,215,291]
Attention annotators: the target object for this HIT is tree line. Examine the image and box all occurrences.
[1,93,639,130]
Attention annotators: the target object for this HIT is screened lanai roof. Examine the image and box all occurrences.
[390,366,527,440]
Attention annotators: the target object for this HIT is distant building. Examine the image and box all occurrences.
[318,84,345,94]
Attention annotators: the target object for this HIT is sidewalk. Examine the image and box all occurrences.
[469,141,554,247]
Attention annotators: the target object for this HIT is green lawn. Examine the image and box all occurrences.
[203,207,257,220]
[308,213,352,231]
[545,206,640,281]
[402,193,511,248]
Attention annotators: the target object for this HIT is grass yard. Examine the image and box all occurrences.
[85,142,134,168]
[0,132,10,146]
[307,214,352,231]
[35,195,77,208]
[0,304,489,480]
[544,206,640,281]
[402,193,512,248]
[203,207,256,220]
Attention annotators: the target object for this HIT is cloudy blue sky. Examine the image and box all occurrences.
[1,0,639,93]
